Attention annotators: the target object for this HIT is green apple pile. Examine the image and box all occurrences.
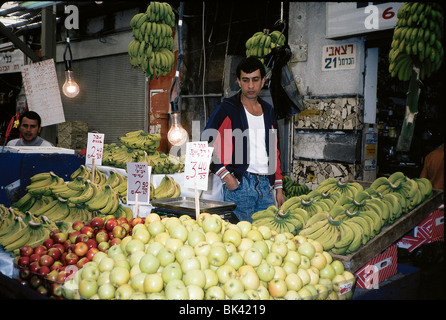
[61,212,355,300]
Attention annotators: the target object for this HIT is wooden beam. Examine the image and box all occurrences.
[0,21,41,62]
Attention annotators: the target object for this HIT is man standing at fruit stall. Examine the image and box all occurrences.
[201,56,285,222]
[7,110,54,147]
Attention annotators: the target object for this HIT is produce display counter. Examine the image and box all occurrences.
[331,189,444,272]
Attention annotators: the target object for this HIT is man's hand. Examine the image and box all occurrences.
[275,188,285,209]
[223,174,239,191]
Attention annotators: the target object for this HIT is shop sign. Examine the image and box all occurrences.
[322,43,356,71]
[126,162,151,205]
[21,59,65,127]
[184,141,213,191]
[0,49,25,74]
[86,132,104,166]
[326,2,403,38]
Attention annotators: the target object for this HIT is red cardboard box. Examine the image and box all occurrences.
[355,244,398,289]
[414,206,444,240]
[397,205,444,252]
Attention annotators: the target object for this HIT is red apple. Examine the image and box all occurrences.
[86,247,99,260]
[112,225,127,239]
[60,252,67,265]
[56,270,68,283]
[33,244,47,255]
[80,226,94,238]
[66,244,76,254]
[39,254,55,267]
[51,243,65,254]
[30,275,43,288]
[74,242,89,257]
[117,217,128,225]
[95,230,109,243]
[20,245,34,257]
[63,240,72,251]
[47,247,62,261]
[105,218,118,232]
[76,257,90,269]
[130,217,144,227]
[120,223,131,234]
[51,282,64,297]
[43,238,54,249]
[72,221,85,231]
[49,228,61,240]
[17,256,30,268]
[53,232,68,244]
[50,261,64,271]
[109,237,121,247]
[30,253,42,263]
[45,269,59,282]
[68,230,81,243]
[29,261,40,273]
[86,238,98,249]
[65,252,79,265]
[19,267,31,280]
[38,265,50,276]
[36,284,48,296]
[75,233,90,244]
[90,217,105,229]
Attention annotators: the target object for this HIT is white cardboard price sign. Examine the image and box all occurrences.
[126,162,151,205]
[86,132,104,166]
[184,141,213,191]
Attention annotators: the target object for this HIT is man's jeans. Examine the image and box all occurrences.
[223,171,276,222]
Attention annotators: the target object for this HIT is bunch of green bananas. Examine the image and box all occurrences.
[389,2,444,81]
[102,130,185,174]
[314,178,364,199]
[119,130,161,153]
[128,1,176,78]
[152,174,181,199]
[251,205,310,235]
[296,172,434,255]
[0,211,57,254]
[369,171,432,212]
[245,29,286,66]
[282,175,310,200]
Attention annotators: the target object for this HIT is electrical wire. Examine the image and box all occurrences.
[202,1,206,122]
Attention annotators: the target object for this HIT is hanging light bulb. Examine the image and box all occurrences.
[167,112,188,146]
[62,36,80,98]
[62,70,80,98]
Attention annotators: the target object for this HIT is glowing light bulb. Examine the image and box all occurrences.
[167,113,188,146]
[62,70,80,98]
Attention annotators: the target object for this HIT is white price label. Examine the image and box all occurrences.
[126,162,151,204]
[86,132,104,166]
[184,141,213,191]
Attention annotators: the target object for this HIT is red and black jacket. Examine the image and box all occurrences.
[201,92,283,189]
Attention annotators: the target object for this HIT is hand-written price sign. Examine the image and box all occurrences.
[86,132,104,166]
[126,162,152,205]
[184,141,214,191]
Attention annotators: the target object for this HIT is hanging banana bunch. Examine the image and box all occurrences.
[389,2,444,81]
[245,29,286,68]
[128,1,176,79]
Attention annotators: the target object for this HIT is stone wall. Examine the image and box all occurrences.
[291,159,362,190]
[290,96,364,190]
[294,96,364,130]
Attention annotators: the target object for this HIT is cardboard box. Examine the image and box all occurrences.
[57,121,88,150]
[397,205,444,252]
[414,206,444,240]
[355,244,398,289]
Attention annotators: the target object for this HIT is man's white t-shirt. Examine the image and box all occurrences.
[244,107,269,175]
[7,137,54,147]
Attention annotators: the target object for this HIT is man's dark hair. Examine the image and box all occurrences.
[236,56,266,79]
[20,110,42,127]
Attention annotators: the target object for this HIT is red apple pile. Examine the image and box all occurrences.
[15,215,145,298]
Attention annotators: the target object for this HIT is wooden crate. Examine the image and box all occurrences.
[57,121,88,150]
[331,189,444,272]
